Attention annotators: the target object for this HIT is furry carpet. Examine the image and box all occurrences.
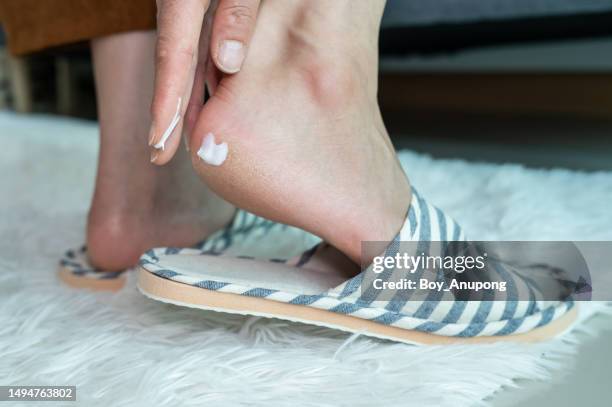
[0,111,611,407]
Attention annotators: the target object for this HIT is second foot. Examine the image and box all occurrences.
[87,151,234,271]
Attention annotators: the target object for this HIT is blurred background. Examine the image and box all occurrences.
[1,0,612,170]
[0,3,611,406]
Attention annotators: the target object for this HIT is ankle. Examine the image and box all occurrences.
[326,167,412,265]
[280,1,382,110]
[299,58,362,111]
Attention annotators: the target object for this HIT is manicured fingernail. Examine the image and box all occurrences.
[218,40,245,73]
[148,125,156,146]
[152,98,182,150]
[150,150,159,163]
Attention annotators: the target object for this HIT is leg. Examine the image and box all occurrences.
[88,31,234,271]
[188,0,410,263]
[138,1,576,342]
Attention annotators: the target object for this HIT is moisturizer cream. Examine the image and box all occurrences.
[197,133,228,166]
[154,97,182,151]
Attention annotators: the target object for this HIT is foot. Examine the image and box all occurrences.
[87,148,234,271]
[87,32,234,271]
[187,0,411,263]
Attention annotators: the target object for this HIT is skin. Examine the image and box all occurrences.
[86,0,264,271]
[87,31,234,271]
[152,0,412,264]
[87,0,410,270]
[149,0,263,164]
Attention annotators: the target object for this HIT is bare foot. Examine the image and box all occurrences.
[87,32,234,271]
[187,0,411,263]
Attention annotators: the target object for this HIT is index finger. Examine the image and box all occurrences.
[149,0,211,165]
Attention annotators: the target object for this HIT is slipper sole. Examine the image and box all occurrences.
[58,266,126,292]
[137,267,578,345]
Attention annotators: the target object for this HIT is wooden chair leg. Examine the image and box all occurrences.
[7,55,33,113]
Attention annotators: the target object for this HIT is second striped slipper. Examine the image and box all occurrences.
[59,210,318,291]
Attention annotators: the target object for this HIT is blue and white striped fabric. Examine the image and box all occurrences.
[59,209,304,281]
[139,189,574,338]
[59,245,124,280]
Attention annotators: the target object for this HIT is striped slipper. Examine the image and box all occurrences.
[58,245,127,291]
[137,189,578,344]
[59,210,318,291]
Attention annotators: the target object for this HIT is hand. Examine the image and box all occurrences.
[149,0,260,164]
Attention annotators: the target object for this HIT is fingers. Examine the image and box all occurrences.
[210,0,260,74]
[184,62,206,151]
[183,3,216,149]
[205,53,222,96]
[149,0,210,165]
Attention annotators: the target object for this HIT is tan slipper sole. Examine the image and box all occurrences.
[58,267,126,292]
[137,267,578,345]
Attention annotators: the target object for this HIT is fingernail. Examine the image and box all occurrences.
[150,150,159,163]
[218,40,245,73]
[151,97,182,150]
[148,125,156,146]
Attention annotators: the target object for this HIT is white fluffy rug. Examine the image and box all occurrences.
[1,111,611,407]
